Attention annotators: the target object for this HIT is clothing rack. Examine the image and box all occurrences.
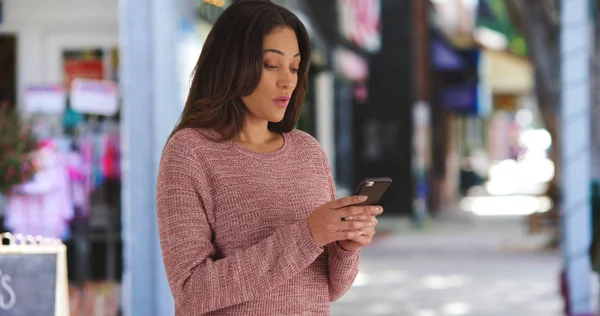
[66,117,122,316]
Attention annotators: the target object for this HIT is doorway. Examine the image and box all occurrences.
[0,34,16,234]
[0,34,16,107]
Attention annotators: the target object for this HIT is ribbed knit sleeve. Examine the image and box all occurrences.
[317,149,361,301]
[156,134,325,315]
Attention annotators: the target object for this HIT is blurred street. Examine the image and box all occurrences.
[331,216,566,316]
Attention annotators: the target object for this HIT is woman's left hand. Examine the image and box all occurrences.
[336,216,379,251]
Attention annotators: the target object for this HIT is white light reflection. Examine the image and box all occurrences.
[366,303,394,315]
[415,309,439,316]
[422,275,468,290]
[379,270,408,284]
[442,302,471,315]
[352,272,370,287]
[460,195,553,216]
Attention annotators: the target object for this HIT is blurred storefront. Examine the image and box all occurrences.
[334,0,381,196]
[428,0,549,215]
[0,1,124,314]
[274,0,335,174]
[481,51,553,198]
[330,0,420,217]
[428,0,491,209]
[429,29,491,209]
[304,0,383,196]
[0,0,219,314]
[332,46,370,195]
[471,0,552,203]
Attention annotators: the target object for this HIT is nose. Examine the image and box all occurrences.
[278,69,295,90]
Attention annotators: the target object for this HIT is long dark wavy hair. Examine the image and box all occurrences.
[170,0,312,141]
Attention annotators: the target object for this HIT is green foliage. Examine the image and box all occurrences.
[0,105,39,193]
[476,0,528,56]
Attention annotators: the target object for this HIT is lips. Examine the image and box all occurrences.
[272,96,290,108]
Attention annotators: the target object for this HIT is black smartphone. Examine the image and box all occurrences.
[353,177,392,206]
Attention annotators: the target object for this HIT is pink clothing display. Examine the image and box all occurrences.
[102,133,120,179]
[78,127,121,190]
[5,143,75,239]
[156,128,360,316]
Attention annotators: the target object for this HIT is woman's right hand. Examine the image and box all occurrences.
[307,195,383,247]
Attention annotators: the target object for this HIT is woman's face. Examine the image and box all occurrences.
[241,26,300,124]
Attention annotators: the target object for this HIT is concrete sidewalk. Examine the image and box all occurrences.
[331,215,575,316]
[375,212,554,246]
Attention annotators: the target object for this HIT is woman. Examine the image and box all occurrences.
[156,0,383,314]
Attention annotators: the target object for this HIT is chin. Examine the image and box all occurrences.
[265,110,286,123]
[268,115,286,123]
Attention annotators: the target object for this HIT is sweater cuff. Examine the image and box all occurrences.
[329,242,360,269]
[294,220,324,262]
[335,241,359,253]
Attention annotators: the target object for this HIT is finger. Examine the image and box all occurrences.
[369,216,379,227]
[337,220,372,231]
[344,214,371,222]
[331,230,358,241]
[338,205,381,220]
[327,195,367,209]
[337,206,370,220]
[343,214,379,225]
[351,228,376,242]
[325,221,364,233]
[368,205,384,216]
[362,227,376,236]
[348,234,371,246]
[350,227,375,240]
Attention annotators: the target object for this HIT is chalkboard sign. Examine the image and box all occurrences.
[0,233,69,316]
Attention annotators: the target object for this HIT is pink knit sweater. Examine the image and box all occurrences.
[156,128,360,315]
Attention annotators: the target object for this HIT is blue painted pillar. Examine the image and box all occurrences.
[560,0,593,313]
[119,0,187,314]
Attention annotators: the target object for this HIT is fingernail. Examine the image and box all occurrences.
[358,195,368,201]
[346,216,354,221]
[359,230,365,236]
[368,222,373,227]
[370,206,379,212]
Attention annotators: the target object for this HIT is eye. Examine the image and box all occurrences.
[264,64,278,70]
[290,68,299,73]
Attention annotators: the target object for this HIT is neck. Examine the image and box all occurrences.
[236,116,273,144]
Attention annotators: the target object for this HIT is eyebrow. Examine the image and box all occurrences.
[264,49,301,58]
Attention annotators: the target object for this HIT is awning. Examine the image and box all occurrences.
[481,49,533,94]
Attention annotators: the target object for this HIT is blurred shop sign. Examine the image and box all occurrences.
[437,48,492,116]
[70,79,119,116]
[432,38,463,70]
[63,50,104,92]
[23,84,66,115]
[440,84,478,114]
[337,0,381,53]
